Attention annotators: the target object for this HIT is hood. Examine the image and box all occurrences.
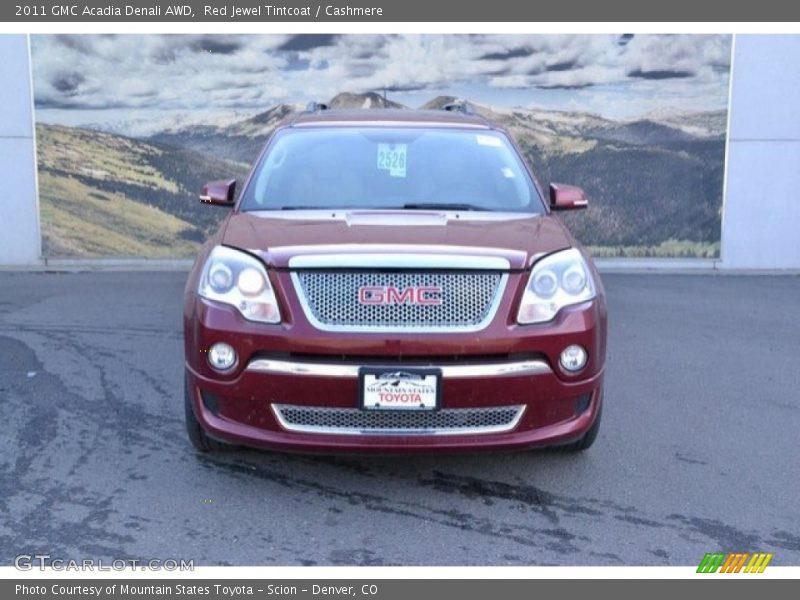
[221,210,573,270]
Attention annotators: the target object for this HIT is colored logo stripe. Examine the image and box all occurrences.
[744,553,773,573]
[720,553,748,573]
[697,553,726,573]
[697,552,773,573]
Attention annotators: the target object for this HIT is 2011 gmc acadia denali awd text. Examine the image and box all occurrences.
[183,102,607,453]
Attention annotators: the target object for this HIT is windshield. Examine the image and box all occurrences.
[240,127,544,213]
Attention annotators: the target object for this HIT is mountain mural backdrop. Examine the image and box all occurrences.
[35,92,726,258]
[31,34,731,258]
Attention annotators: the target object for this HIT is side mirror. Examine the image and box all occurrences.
[549,183,588,211]
[199,179,236,207]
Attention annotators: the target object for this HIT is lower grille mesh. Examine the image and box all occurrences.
[273,404,524,435]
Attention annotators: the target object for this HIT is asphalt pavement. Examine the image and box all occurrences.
[0,271,798,566]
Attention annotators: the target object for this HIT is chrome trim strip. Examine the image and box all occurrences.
[270,404,526,436]
[248,359,360,378]
[441,360,551,378]
[247,358,551,378]
[288,253,510,270]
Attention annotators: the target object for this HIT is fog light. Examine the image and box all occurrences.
[208,342,237,371]
[560,345,587,372]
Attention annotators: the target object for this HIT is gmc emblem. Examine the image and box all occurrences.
[358,285,443,306]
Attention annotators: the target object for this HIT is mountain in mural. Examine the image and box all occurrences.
[328,91,406,110]
[36,124,248,256]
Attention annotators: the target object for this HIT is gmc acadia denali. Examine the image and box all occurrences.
[183,102,607,453]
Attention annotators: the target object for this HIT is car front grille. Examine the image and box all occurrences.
[272,404,525,436]
[291,270,506,332]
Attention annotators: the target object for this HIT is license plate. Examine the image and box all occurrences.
[359,367,441,411]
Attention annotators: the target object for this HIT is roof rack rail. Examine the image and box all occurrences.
[305,101,329,112]
[442,100,474,115]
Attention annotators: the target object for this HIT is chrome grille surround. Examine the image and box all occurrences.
[272,404,526,436]
[289,254,509,333]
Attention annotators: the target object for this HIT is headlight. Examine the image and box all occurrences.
[199,246,281,323]
[517,248,596,324]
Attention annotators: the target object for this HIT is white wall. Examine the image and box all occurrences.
[721,35,800,269]
[0,35,40,265]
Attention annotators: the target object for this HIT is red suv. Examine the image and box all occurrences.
[184,103,607,453]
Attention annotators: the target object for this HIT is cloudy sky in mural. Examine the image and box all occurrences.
[32,34,732,128]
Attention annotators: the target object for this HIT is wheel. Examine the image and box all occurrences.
[561,402,602,452]
[184,376,234,452]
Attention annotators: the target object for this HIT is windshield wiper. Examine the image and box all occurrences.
[277,206,332,210]
[275,203,490,212]
[402,202,488,211]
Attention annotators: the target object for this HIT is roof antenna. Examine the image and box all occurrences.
[305,101,329,112]
[442,100,474,115]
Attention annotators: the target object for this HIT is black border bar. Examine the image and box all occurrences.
[5,0,800,22]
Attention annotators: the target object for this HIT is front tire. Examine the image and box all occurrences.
[184,376,234,452]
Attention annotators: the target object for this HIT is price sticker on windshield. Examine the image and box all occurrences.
[377,143,407,178]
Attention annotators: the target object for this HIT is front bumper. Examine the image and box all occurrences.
[184,285,606,453]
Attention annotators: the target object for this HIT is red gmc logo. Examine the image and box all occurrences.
[358,286,443,306]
